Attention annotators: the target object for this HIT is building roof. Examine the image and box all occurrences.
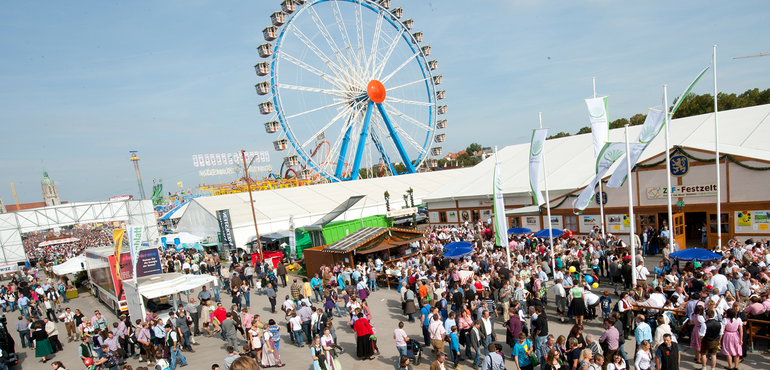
[6,201,68,212]
[41,171,54,186]
[322,227,423,254]
[424,104,770,204]
[175,168,468,243]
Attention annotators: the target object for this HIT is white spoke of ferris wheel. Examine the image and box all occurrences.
[307,6,353,82]
[373,29,404,80]
[385,96,434,107]
[355,0,365,68]
[286,99,351,120]
[385,77,429,93]
[391,121,426,153]
[327,104,361,172]
[277,84,350,98]
[383,102,432,132]
[302,105,353,148]
[381,53,419,83]
[365,11,384,77]
[330,1,358,69]
[289,24,348,81]
[280,52,346,90]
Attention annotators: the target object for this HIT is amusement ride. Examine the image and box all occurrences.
[255,0,447,182]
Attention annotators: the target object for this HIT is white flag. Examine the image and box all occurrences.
[204,154,211,166]
[193,155,199,167]
[493,162,509,248]
[264,151,270,162]
[259,151,266,163]
[586,97,609,158]
[198,155,204,167]
[573,143,628,211]
[529,128,548,205]
[606,109,665,187]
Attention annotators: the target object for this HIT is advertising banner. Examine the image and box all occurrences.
[193,155,199,167]
[0,263,19,274]
[585,97,609,158]
[289,215,296,259]
[110,248,162,301]
[204,154,211,166]
[198,154,204,167]
[217,209,236,252]
[127,225,144,285]
[493,162,509,249]
[646,183,717,199]
[529,128,548,205]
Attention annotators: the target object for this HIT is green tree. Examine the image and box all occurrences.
[629,113,647,126]
[609,118,630,129]
[576,126,592,134]
[547,132,571,140]
[466,143,483,155]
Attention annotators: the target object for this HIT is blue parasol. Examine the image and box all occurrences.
[443,241,473,250]
[507,227,532,235]
[669,248,723,262]
[443,246,473,259]
[534,229,564,238]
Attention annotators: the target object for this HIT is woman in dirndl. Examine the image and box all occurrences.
[261,319,285,368]
[569,285,586,326]
[31,322,54,363]
[352,312,375,360]
[321,327,342,370]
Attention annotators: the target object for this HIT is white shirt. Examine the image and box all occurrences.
[482,317,492,336]
[709,274,729,295]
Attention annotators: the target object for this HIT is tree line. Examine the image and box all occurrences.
[547,87,770,139]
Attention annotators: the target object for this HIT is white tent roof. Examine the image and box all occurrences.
[175,169,468,247]
[160,232,202,245]
[425,104,770,203]
[124,273,217,299]
[51,255,87,275]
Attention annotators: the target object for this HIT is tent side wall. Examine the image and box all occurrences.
[174,201,220,240]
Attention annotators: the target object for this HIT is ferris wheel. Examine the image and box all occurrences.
[255,0,447,182]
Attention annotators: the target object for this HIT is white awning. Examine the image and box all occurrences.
[505,205,541,216]
[124,273,218,299]
[51,255,87,275]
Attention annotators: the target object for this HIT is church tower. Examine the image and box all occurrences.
[42,169,60,206]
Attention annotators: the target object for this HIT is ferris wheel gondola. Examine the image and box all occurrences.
[255,0,447,182]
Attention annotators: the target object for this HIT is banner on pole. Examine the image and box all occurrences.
[573,143,630,211]
[113,229,125,276]
[585,97,609,158]
[288,215,296,259]
[216,209,236,253]
[193,155,199,167]
[529,128,549,205]
[127,225,145,285]
[606,110,665,187]
[493,162,509,248]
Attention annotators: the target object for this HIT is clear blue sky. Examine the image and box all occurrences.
[1,0,768,204]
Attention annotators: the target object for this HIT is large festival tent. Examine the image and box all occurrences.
[0,199,159,263]
[173,169,468,252]
[51,255,88,275]
[423,104,770,244]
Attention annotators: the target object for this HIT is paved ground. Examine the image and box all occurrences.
[9,257,770,370]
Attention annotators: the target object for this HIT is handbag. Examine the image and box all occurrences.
[528,352,540,366]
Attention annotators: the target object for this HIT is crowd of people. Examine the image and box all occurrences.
[10,219,770,370]
[22,226,118,264]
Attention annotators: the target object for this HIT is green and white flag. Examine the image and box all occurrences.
[529,128,548,205]
[572,143,628,211]
[493,162,509,249]
[586,97,609,158]
[606,110,665,187]
[606,65,710,188]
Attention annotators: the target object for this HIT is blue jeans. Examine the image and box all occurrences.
[397,345,408,357]
[536,335,547,356]
[450,349,460,367]
[293,330,304,346]
[6,301,15,312]
[313,289,323,303]
[20,305,29,319]
[482,336,492,355]
[334,305,344,317]
[213,286,221,302]
[17,330,30,348]
[422,325,431,346]
[243,292,250,308]
[170,347,187,370]
[368,279,376,292]
[472,345,482,366]
[465,332,472,358]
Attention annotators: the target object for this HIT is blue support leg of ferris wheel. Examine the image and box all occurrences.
[335,114,355,179]
[376,102,416,173]
[347,100,374,180]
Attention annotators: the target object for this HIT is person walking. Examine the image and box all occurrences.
[262,319,286,368]
[700,309,722,370]
[353,312,375,360]
[654,334,679,370]
[394,321,410,358]
[15,316,30,349]
[468,320,482,370]
[31,322,54,363]
[431,352,448,370]
[513,332,534,370]
[721,309,743,370]
[221,313,239,351]
[164,324,188,370]
[266,283,277,314]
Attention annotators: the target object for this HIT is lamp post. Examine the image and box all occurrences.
[241,150,263,260]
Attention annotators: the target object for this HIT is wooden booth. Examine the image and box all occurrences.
[303,227,424,278]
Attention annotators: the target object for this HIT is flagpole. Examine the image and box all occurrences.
[541,113,556,276]
[714,45,722,247]
[496,146,512,270]
[664,85,674,249]
[594,77,607,237]
[625,125,637,287]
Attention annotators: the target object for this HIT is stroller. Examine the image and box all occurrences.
[405,339,423,365]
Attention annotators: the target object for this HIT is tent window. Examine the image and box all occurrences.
[439,211,447,223]
[564,216,577,231]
